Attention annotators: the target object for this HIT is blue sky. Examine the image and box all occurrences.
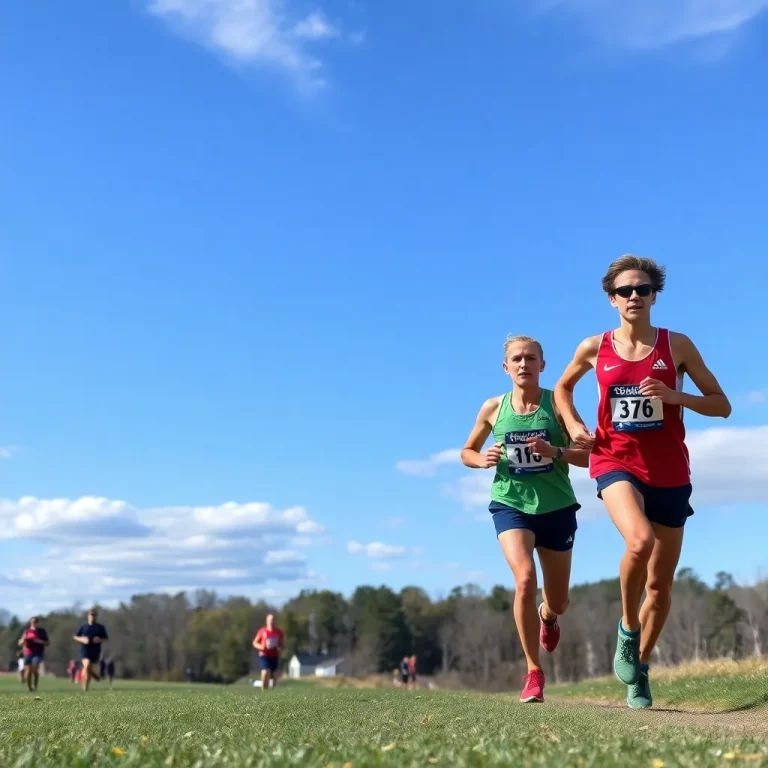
[1,0,768,616]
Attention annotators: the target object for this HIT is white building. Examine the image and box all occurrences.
[314,658,347,677]
[288,653,346,678]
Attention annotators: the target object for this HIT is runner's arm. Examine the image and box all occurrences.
[552,407,590,468]
[554,336,600,438]
[672,334,731,418]
[253,631,265,651]
[461,398,501,469]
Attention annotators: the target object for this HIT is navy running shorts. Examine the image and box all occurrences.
[489,501,580,551]
[23,654,44,666]
[595,470,693,529]
[258,655,279,672]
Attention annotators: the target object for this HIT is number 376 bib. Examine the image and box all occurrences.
[504,429,554,475]
[610,385,664,432]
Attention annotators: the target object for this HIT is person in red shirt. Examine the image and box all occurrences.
[17,616,49,692]
[555,255,730,709]
[67,659,76,684]
[252,613,284,691]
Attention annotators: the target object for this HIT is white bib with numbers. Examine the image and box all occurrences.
[609,385,664,431]
[504,429,554,475]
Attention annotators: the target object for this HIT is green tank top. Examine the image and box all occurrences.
[490,388,578,514]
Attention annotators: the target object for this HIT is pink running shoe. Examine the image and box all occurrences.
[539,603,561,653]
[520,668,545,703]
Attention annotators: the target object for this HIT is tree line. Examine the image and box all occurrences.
[1,570,766,688]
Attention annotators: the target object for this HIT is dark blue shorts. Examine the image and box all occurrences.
[489,501,580,551]
[595,471,693,529]
[23,654,43,666]
[80,648,102,663]
[258,655,279,672]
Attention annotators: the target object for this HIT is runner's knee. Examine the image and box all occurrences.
[513,568,537,600]
[626,532,655,561]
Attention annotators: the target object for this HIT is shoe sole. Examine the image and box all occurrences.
[520,696,544,703]
[626,697,652,709]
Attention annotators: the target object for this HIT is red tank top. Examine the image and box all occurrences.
[590,328,690,487]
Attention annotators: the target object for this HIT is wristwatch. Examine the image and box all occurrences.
[556,447,564,459]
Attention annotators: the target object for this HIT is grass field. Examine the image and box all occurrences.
[1,664,767,767]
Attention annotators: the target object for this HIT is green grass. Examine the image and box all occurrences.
[1,674,767,767]
[551,659,768,713]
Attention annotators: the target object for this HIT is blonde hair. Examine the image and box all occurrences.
[504,334,543,360]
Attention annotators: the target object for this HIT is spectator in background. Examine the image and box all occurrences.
[67,659,76,683]
[106,658,116,687]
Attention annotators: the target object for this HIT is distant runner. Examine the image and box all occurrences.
[399,657,410,687]
[408,655,417,688]
[555,255,731,708]
[73,608,109,692]
[252,614,284,691]
[462,335,589,703]
[67,659,76,684]
[18,616,49,692]
[106,658,116,687]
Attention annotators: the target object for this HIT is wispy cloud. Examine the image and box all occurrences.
[347,540,408,559]
[396,449,462,478]
[539,0,768,49]
[743,390,767,406]
[0,446,20,460]
[146,0,344,87]
[294,10,339,40]
[409,424,768,516]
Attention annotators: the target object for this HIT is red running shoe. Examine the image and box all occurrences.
[520,668,545,703]
[539,603,561,653]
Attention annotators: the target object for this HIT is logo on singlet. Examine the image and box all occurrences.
[603,364,621,371]
[652,359,668,371]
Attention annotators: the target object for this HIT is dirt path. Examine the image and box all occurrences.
[548,697,768,737]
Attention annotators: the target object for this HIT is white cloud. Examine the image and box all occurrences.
[413,424,768,515]
[347,540,408,559]
[744,390,767,405]
[146,0,342,87]
[396,449,463,477]
[539,0,768,49]
[263,549,305,565]
[0,446,19,459]
[294,11,339,40]
[0,496,328,612]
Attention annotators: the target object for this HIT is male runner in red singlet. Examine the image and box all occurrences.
[555,255,730,708]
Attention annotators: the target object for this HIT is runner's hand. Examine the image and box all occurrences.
[568,423,595,450]
[482,443,504,467]
[639,377,679,404]
[525,438,557,458]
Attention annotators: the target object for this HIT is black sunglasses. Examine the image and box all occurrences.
[613,283,653,299]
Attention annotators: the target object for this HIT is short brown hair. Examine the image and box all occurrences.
[601,255,666,294]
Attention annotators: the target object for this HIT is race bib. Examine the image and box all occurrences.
[610,385,663,431]
[266,636,278,650]
[504,429,553,475]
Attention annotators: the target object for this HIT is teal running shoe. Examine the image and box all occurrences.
[627,663,652,708]
[614,619,640,685]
